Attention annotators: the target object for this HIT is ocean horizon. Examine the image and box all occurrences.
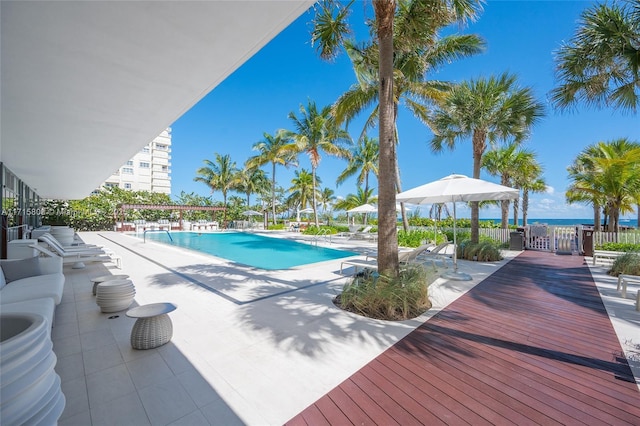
[481,218,638,228]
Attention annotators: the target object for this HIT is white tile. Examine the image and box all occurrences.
[167,410,210,426]
[53,334,82,358]
[83,343,124,375]
[59,376,88,421]
[176,368,219,408]
[126,352,174,390]
[157,343,193,375]
[51,321,79,341]
[86,364,136,408]
[55,352,85,383]
[80,328,116,351]
[138,376,197,426]
[90,391,150,426]
[199,398,246,426]
[59,409,91,426]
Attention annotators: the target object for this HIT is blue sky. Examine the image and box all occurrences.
[170,1,639,220]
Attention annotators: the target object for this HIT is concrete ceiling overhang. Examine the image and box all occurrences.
[1,1,315,199]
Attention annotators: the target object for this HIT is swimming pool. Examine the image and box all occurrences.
[141,232,357,270]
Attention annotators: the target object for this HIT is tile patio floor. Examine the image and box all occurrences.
[49,231,638,425]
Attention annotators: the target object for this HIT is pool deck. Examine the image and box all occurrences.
[52,231,639,425]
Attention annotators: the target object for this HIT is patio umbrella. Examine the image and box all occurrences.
[242,210,263,216]
[347,203,377,225]
[296,207,314,222]
[397,174,519,280]
[347,203,377,213]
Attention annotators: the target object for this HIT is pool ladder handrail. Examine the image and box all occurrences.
[143,229,173,243]
[311,228,332,245]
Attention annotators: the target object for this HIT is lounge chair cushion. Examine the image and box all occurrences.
[1,256,42,283]
[0,273,65,305]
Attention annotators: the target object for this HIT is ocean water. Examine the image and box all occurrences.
[483,218,638,228]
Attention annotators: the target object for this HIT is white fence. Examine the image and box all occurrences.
[592,230,640,246]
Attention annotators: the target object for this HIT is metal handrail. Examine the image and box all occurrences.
[143,229,173,243]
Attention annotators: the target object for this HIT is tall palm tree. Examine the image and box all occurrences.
[551,0,640,113]
[512,154,546,228]
[334,186,378,225]
[567,138,640,232]
[336,136,379,194]
[429,73,545,243]
[246,131,297,225]
[318,187,337,224]
[330,5,484,231]
[237,164,270,209]
[312,0,483,275]
[194,153,240,225]
[482,144,536,228]
[286,100,352,227]
[287,169,317,215]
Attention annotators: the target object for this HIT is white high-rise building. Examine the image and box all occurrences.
[101,128,172,194]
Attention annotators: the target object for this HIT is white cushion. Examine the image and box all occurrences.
[0,273,65,305]
[1,256,42,283]
[0,298,56,336]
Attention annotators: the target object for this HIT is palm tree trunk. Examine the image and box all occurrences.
[500,200,509,229]
[271,162,277,226]
[594,204,601,231]
[393,124,409,232]
[374,0,398,277]
[312,166,319,227]
[522,189,529,227]
[470,130,486,244]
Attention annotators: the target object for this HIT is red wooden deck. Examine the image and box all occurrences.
[287,251,640,425]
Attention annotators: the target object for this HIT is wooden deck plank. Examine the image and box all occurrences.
[286,251,640,425]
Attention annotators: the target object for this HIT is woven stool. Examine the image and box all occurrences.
[126,303,177,350]
[91,274,130,295]
[96,279,135,313]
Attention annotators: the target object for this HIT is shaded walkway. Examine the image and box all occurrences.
[287,251,640,425]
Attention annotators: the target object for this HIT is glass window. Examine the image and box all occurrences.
[141,147,150,153]
[126,160,133,166]
[122,167,134,174]
[124,183,132,189]
[139,162,150,168]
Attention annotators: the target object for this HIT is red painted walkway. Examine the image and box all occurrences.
[288,251,640,425]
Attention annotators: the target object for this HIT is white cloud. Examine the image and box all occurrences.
[545,186,554,194]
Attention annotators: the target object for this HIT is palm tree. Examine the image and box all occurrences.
[512,154,546,228]
[246,131,297,225]
[429,73,545,243]
[237,164,270,208]
[318,187,337,224]
[334,186,378,225]
[194,153,240,225]
[551,0,640,113]
[328,5,484,231]
[312,0,483,275]
[286,100,352,227]
[336,136,379,194]
[567,138,640,232]
[287,169,317,216]
[482,144,536,228]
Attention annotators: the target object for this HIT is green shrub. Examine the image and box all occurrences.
[456,239,503,261]
[597,242,640,252]
[267,224,286,230]
[397,230,447,248]
[302,225,343,235]
[336,263,436,320]
[609,253,640,276]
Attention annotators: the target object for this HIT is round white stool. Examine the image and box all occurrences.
[91,274,130,295]
[126,303,177,350]
[96,279,135,313]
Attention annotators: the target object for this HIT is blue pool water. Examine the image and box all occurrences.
[142,232,357,270]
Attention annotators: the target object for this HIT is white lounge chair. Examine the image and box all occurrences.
[38,234,104,254]
[30,244,113,269]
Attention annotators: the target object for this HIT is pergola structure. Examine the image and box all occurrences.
[117,204,225,231]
